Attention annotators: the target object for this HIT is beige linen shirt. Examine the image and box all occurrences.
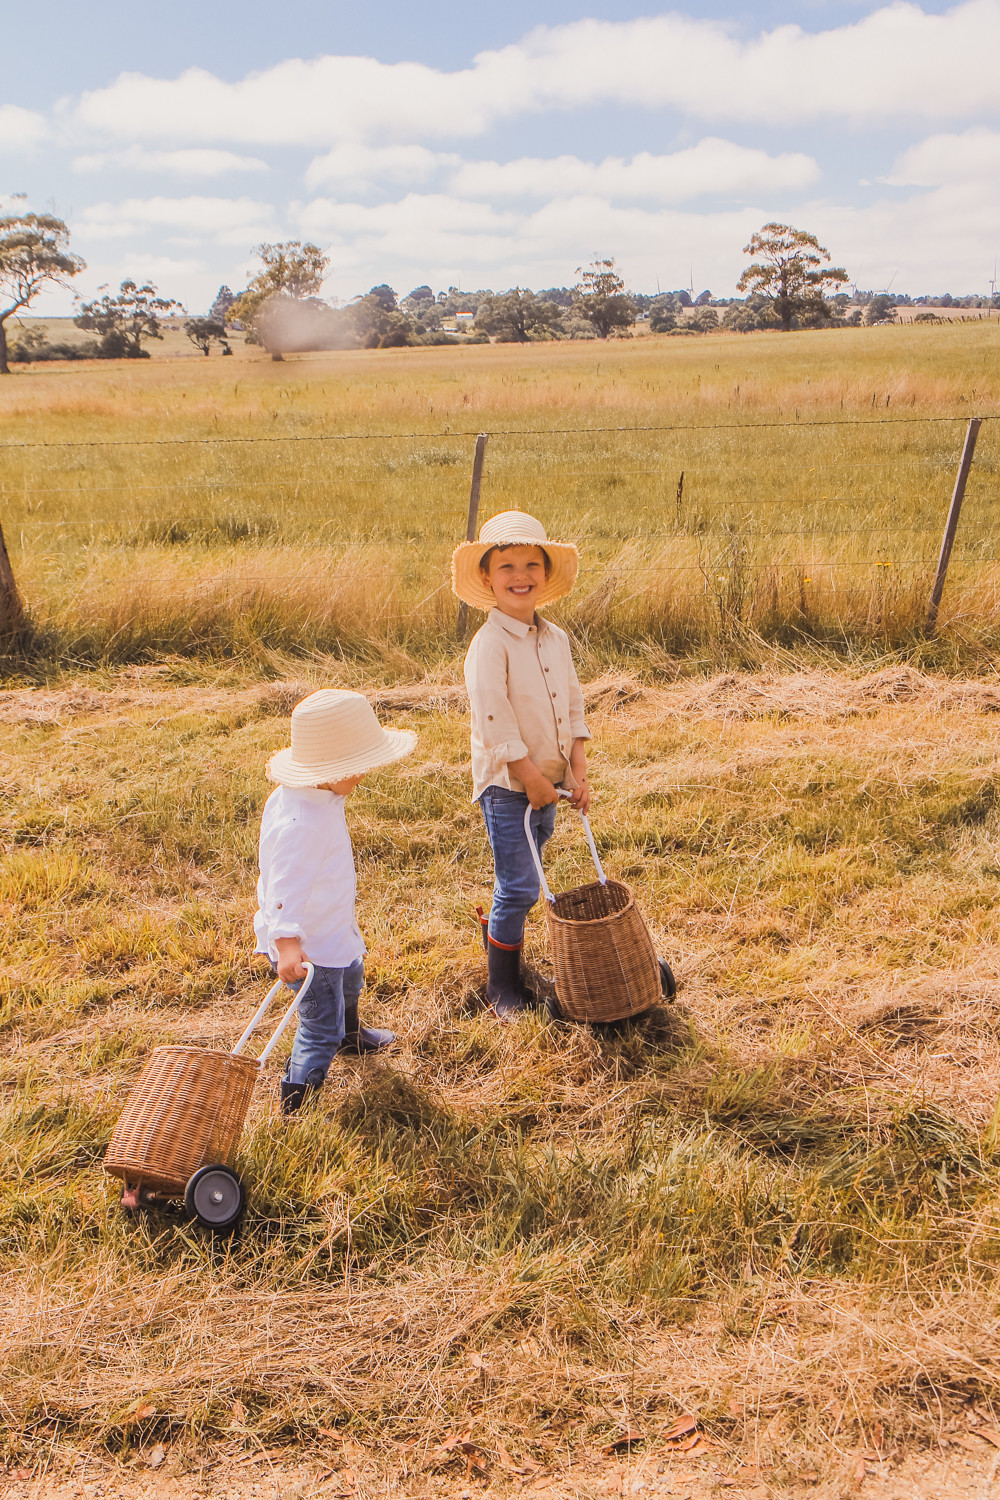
[463,608,591,801]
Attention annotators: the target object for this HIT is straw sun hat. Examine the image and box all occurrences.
[267,689,416,788]
[451,510,579,613]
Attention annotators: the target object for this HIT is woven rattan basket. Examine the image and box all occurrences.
[526,801,661,1023]
[105,1046,260,1191]
[105,966,314,1197]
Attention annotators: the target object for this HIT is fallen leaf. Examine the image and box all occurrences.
[469,1352,485,1369]
[147,1443,166,1469]
[519,1336,540,1358]
[951,1433,986,1452]
[231,1399,246,1425]
[134,1402,157,1421]
[437,1428,473,1454]
[684,1438,713,1457]
[603,1431,645,1456]
[872,1422,884,1452]
[662,1413,698,1444]
[317,1427,345,1443]
[12,1470,33,1482]
[979,1428,1000,1449]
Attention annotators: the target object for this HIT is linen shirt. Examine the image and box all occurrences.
[463,608,590,801]
[253,785,366,968]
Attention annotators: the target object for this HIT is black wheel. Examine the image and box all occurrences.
[658,959,677,1000]
[544,992,563,1021]
[184,1164,245,1232]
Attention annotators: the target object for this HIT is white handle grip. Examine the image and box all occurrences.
[232,961,315,1062]
[523,799,607,906]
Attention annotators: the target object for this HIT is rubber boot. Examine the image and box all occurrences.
[486,938,532,1022]
[280,1066,325,1114]
[340,999,395,1055]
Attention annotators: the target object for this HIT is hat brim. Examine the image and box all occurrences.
[451,537,579,611]
[267,727,416,787]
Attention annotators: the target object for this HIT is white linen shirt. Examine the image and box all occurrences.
[254,785,366,969]
[463,608,590,802]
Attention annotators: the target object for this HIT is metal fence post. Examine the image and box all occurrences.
[926,418,982,634]
[456,433,489,638]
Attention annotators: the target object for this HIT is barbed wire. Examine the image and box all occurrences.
[0,413,995,451]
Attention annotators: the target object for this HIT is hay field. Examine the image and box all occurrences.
[1,321,998,673]
[6,665,1000,1497]
[5,327,1000,1496]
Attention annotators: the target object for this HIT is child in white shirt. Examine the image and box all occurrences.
[255,689,415,1113]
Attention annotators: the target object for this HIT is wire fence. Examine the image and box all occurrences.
[1,412,999,654]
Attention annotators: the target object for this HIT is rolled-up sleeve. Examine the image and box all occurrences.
[260,821,314,943]
[566,653,591,742]
[464,630,529,771]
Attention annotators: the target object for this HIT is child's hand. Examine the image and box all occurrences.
[521,768,562,810]
[275,937,308,984]
[569,778,591,814]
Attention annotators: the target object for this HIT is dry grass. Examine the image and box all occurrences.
[5,663,1000,1493]
[1,322,999,672]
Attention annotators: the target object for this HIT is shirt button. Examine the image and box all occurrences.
[544,667,550,673]
[276,902,283,909]
[487,714,493,720]
[558,718,563,724]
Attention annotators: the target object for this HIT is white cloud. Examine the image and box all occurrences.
[68,1,1000,149]
[76,195,278,245]
[0,104,49,150]
[888,127,1000,185]
[449,140,819,203]
[73,147,268,176]
[305,143,456,190]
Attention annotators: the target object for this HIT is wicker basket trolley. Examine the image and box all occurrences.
[525,798,675,1023]
[104,964,315,1231]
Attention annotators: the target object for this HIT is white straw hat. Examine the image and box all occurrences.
[267,689,416,788]
[451,510,579,612]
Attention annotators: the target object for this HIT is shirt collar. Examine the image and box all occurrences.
[280,785,339,804]
[488,607,547,638]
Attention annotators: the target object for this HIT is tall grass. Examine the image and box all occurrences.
[1,323,998,673]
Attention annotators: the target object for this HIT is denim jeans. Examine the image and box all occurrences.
[281,958,364,1086]
[479,785,558,947]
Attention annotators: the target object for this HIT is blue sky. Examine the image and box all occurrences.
[3,0,998,313]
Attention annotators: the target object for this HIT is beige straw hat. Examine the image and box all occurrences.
[267,689,416,788]
[451,510,579,612]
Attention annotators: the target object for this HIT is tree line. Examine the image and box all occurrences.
[1,210,996,372]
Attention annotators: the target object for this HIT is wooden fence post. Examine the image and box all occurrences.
[0,516,26,637]
[926,417,982,634]
[456,433,489,638]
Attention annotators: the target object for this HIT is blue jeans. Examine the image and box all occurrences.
[479,786,557,947]
[281,959,364,1086]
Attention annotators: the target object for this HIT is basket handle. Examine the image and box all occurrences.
[523,795,607,906]
[232,962,315,1062]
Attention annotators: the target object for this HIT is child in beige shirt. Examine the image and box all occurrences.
[452,510,590,1020]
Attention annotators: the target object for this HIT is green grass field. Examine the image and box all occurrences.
[4,327,1000,1497]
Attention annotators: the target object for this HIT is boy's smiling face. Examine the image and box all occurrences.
[481,544,549,623]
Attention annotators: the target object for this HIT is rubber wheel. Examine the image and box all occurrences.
[544,993,563,1021]
[184,1164,246,1232]
[658,959,677,1000]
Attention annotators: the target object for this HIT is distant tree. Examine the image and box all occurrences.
[0,212,85,375]
[184,317,230,356]
[536,286,575,309]
[723,296,779,333]
[737,223,848,332]
[74,279,182,359]
[209,285,236,324]
[864,294,898,326]
[573,258,636,339]
[648,301,677,333]
[673,289,693,308]
[475,289,565,343]
[228,241,329,358]
[404,284,434,305]
[688,307,720,333]
[694,289,713,306]
[349,287,414,348]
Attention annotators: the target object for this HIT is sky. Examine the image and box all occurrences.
[2,0,999,314]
